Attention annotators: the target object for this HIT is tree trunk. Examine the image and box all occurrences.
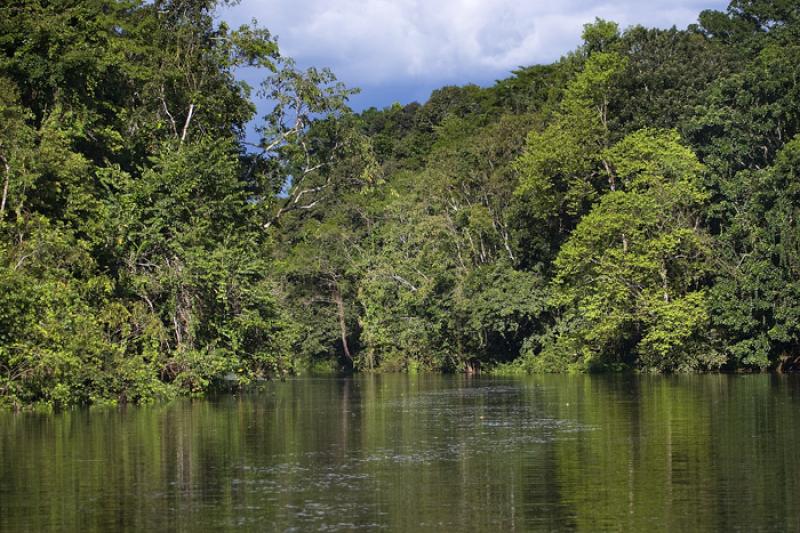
[180,103,195,145]
[0,155,9,218]
[603,158,616,191]
[333,286,352,361]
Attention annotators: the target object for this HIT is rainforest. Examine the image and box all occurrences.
[1,0,800,408]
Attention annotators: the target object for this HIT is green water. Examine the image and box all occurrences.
[2,374,799,532]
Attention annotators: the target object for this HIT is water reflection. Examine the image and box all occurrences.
[1,374,800,531]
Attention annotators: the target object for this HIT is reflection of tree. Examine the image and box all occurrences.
[552,375,724,530]
[4,376,800,530]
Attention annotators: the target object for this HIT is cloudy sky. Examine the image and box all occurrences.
[223,0,728,112]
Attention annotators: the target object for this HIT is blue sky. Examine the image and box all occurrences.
[223,0,728,114]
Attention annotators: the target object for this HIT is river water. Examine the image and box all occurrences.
[2,374,799,531]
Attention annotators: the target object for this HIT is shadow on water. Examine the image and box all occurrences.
[2,374,800,531]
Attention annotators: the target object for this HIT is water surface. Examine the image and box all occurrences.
[2,374,799,531]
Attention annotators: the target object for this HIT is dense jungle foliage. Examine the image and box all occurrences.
[1,0,799,407]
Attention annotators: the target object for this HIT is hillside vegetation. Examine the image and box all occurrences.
[1,0,799,407]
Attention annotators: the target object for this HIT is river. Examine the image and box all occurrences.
[2,374,799,531]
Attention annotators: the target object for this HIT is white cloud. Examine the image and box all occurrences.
[224,0,727,96]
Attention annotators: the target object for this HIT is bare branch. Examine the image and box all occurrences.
[180,103,195,144]
[0,153,9,219]
[297,199,322,210]
[160,90,178,138]
[391,274,418,292]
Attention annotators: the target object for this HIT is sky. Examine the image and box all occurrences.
[223,0,729,113]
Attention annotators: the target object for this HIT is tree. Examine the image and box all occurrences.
[0,0,363,406]
[544,129,718,371]
[514,50,628,261]
[710,136,800,369]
